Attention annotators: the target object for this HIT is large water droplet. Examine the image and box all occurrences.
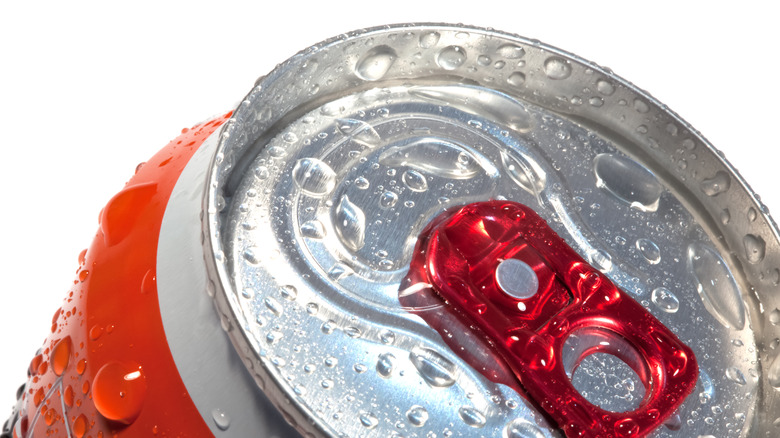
[436,46,467,70]
[505,418,545,438]
[336,118,381,148]
[301,220,326,239]
[100,183,158,246]
[497,44,526,59]
[93,362,147,424]
[594,153,663,212]
[767,353,780,388]
[770,309,780,325]
[507,72,526,87]
[379,137,495,180]
[500,150,546,196]
[402,170,429,192]
[596,79,615,95]
[419,31,440,49]
[651,287,680,313]
[458,406,486,428]
[700,171,731,197]
[51,336,72,376]
[743,234,766,264]
[406,405,429,427]
[292,158,337,197]
[211,408,231,431]
[355,45,397,81]
[544,57,572,80]
[334,195,366,251]
[376,353,395,378]
[687,243,745,330]
[410,346,458,387]
[636,238,661,265]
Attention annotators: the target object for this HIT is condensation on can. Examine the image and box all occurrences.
[4,23,780,438]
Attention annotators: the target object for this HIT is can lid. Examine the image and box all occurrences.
[205,24,779,437]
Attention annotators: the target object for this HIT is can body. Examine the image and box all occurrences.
[5,24,780,438]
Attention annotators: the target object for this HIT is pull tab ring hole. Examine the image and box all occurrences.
[562,328,650,413]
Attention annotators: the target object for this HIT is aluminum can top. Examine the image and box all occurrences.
[203,24,779,437]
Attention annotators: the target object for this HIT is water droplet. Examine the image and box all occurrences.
[292,158,337,197]
[254,166,270,180]
[280,285,297,301]
[721,208,731,225]
[407,406,429,427]
[770,309,780,325]
[501,150,546,195]
[588,249,613,273]
[726,367,746,385]
[321,379,334,389]
[380,138,492,180]
[93,361,147,424]
[544,56,572,80]
[380,330,396,345]
[243,247,261,264]
[359,412,379,429]
[497,44,526,59]
[436,46,467,70]
[336,118,381,148]
[589,96,604,107]
[594,153,663,212]
[301,220,326,239]
[73,414,88,438]
[419,31,440,49]
[355,176,370,190]
[507,72,526,87]
[334,195,366,251]
[743,234,766,264]
[345,326,362,338]
[211,408,231,431]
[700,171,731,196]
[379,191,399,209]
[633,99,650,113]
[615,418,639,437]
[306,302,319,315]
[355,45,397,81]
[636,238,661,264]
[596,79,615,95]
[748,207,758,222]
[410,346,458,387]
[687,243,745,330]
[354,363,367,373]
[321,320,336,334]
[402,170,428,192]
[768,352,780,388]
[377,352,395,377]
[51,336,71,376]
[264,297,284,316]
[267,146,286,158]
[505,418,545,438]
[651,287,680,313]
[328,263,354,280]
[458,406,486,428]
[100,183,158,246]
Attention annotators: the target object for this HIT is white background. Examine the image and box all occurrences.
[1,0,778,420]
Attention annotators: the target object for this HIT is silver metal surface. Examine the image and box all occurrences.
[496,259,540,301]
[157,130,301,437]
[203,24,780,437]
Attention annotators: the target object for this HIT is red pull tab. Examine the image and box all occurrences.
[405,201,698,438]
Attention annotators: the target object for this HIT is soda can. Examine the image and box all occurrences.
[3,23,779,438]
